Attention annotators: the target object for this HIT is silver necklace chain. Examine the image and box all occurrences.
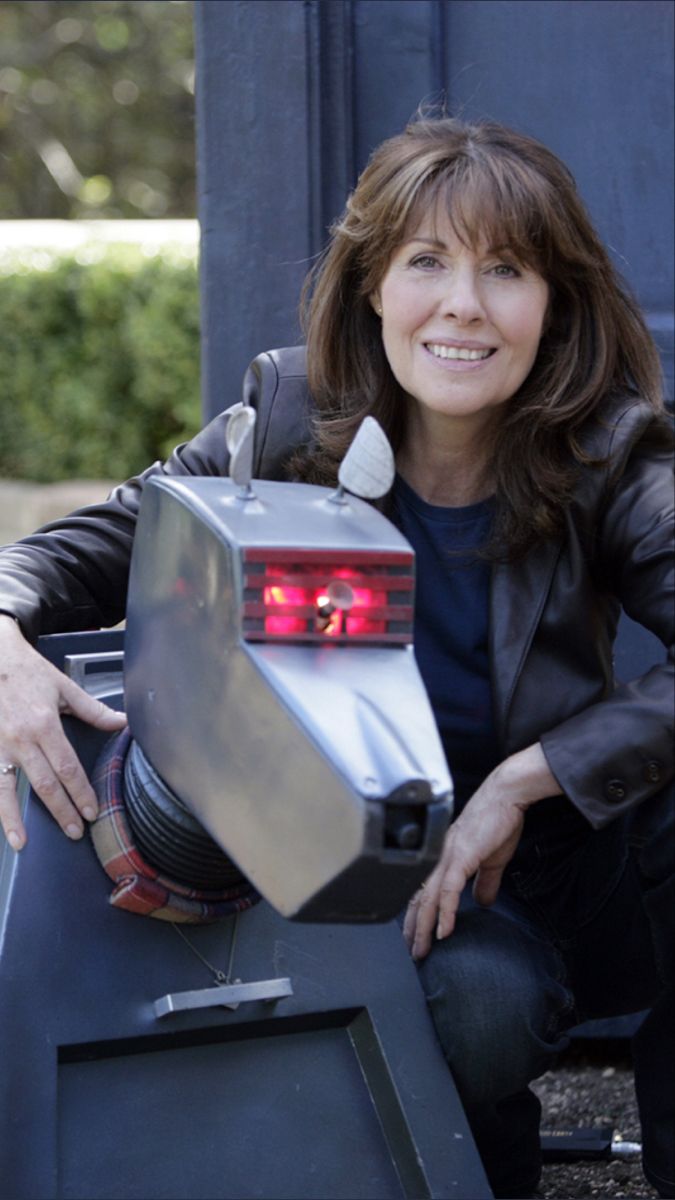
[171,913,240,986]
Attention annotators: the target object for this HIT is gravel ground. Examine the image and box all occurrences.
[532,1040,659,1199]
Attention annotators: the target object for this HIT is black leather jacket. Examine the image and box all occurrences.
[1,347,672,830]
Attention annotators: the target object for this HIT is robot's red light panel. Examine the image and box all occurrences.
[242,549,414,644]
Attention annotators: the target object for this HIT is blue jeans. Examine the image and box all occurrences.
[416,787,674,1198]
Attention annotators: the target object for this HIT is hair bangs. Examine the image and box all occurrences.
[302,115,666,555]
[402,154,549,275]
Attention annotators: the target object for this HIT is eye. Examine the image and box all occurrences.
[410,253,441,270]
[489,262,521,279]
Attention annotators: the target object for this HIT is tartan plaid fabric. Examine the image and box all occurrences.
[90,728,259,923]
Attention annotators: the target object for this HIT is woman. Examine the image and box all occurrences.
[0,117,672,1198]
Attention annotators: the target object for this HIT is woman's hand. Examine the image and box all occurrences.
[403,744,562,960]
[0,615,127,850]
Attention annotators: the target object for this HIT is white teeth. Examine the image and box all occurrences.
[427,343,492,361]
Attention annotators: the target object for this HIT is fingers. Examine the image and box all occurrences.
[0,729,99,849]
[402,883,425,948]
[0,620,127,851]
[44,690,126,832]
[31,730,98,826]
[435,879,463,941]
[408,884,440,960]
[472,862,506,909]
[403,775,529,962]
[58,677,127,731]
[0,694,122,850]
[403,866,464,962]
[0,765,24,850]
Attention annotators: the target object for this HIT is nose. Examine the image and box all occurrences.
[439,266,485,324]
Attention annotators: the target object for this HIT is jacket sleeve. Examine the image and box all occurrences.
[0,347,312,644]
[539,419,674,828]
[0,411,236,643]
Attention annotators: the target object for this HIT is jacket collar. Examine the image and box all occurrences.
[490,536,563,745]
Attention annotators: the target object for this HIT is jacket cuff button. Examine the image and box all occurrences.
[644,761,662,784]
[605,779,626,801]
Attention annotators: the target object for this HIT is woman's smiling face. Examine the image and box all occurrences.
[372,207,550,432]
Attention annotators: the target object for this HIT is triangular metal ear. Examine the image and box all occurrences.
[224,402,256,491]
[337,416,395,500]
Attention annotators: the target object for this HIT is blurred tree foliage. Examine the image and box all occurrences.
[0,254,201,480]
[0,0,195,218]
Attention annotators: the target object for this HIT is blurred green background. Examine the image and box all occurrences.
[0,0,201,482]
[0,251,200,481]
[0,0,195,219]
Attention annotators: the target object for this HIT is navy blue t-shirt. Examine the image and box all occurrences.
[391,474,500,810]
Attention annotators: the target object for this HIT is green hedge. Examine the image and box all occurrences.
[0,253,201,481]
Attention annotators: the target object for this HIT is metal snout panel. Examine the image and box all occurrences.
[127,634,451,921]
[248,642,451,807]
[239,641,453,920]
[125,476,452,921]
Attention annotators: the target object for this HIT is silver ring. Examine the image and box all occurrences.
[0,763,18,776]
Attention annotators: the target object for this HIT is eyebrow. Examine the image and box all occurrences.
[404,235,527,262]
[404,237,446,248]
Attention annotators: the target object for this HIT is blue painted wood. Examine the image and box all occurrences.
[195,0,673,420]
[441,0,674,400]
[194,1,311,419]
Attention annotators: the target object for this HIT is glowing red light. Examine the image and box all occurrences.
[262,583,307,634]
[261,566,387,638]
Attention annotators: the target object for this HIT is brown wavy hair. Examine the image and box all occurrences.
[295,115,668,556]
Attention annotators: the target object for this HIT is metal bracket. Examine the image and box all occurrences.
[153,976,293,1019]
[64,651,125,690]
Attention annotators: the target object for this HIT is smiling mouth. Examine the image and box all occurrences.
[425,343,496,361]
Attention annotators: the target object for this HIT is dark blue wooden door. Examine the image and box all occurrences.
[195,0,673,419]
